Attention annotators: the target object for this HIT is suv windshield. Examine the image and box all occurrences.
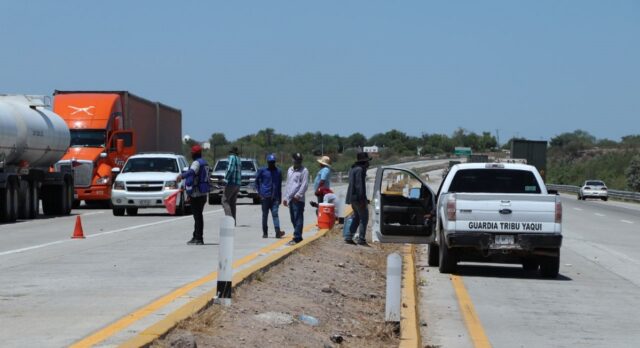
[586,181,605,186]
[449,169,541,194]
[70,130,106,147]
[122,158,179,173]
[214,160,256,172]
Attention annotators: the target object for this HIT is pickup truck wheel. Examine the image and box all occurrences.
[438,231,457,274]
[126,208,138,216]
[539,253,560,279]
[427,243,439,266]
[209,194,221,205]
[112,208,125,216]
[522,259,539,272]
[602,197,608,201]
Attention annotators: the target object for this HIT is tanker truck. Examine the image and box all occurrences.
[0,95,75,222]
[52,91,182,208]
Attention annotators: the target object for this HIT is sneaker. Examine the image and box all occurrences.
[357,240,370,247]
[187,239,204,245]
[276,230,285,238]
[344,240,357,245]
[262,233,268,238]
[287,239,302,246]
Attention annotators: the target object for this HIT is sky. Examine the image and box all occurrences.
[1,1,638,144]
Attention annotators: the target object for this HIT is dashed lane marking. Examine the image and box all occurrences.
[0,209,223,257]
[595,213,606,217]
[621,220,634,224]
[573,207,583,211]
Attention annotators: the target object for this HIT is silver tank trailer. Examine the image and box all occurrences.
[0,95,70,168]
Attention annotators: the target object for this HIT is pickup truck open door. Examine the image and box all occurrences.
[373,166,436,244]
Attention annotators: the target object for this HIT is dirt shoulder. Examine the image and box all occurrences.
[152,226,402,348]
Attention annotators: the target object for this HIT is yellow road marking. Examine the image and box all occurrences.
[71,225,313,348]
[399,244,421,348]
[451,275,492,348]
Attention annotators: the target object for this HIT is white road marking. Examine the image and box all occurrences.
[621,220,634,224]
[0,209,223,257]
[573,207,583,211]
[595,213,606,217]
[80,211,105,217]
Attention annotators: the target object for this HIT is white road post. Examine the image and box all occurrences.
[385,253,402,323]
[215,216,235,306]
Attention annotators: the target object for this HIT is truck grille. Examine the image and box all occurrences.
[55,160,93,187]
[126,181,164,192]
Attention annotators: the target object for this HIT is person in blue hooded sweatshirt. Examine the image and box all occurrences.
[177,145,211,245]
[255,154,285,238]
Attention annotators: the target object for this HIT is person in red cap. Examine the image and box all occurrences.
[177,144,211,245]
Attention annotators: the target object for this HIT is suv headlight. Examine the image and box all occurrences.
[96,175,111,185]
[165,181,178,190]
[114,181,125,190]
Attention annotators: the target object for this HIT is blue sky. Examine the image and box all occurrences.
[1,1,638,143]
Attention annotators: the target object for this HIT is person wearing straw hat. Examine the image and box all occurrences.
[345,152,371,246]
[311,155,332,209]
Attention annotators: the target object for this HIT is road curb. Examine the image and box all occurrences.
[120,208,353,348]
[400,244,422,348]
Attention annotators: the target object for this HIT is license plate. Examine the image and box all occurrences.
[495,235,514,245]
[139,200,151,206]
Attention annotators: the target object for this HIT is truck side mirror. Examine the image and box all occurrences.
[116,139,124,153]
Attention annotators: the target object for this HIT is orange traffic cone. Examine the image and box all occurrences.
[72,215,86,239]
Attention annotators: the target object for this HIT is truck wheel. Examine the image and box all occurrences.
[209,194,221,205]
[126,208,138,216]
[602,197,608,202]
[0,187,12,222]
[112,208,125,216]
[29,183,39,219]
[427,243,439,266]
[17,181,31,220]
[438,230,457,274]
[72,200,81,209]
[539,252,560,279]
[522,259,539,272]
[175,193,185,216]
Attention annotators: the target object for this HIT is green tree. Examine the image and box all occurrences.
[626,155,640,191]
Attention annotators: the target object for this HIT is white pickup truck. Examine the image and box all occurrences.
[431,163,563,278]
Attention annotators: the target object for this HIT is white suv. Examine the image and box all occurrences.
[578,180,608,201]
[111,153,191,216]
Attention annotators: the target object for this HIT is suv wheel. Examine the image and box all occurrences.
[113,208,125,216]
[252,195,261,205]
[126,208,138,216]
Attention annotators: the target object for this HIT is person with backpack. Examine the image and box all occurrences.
[177,145,211,245]
[255,153,285,239]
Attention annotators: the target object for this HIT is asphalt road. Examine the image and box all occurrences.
[0,194,319,347]
[419,170,640,348]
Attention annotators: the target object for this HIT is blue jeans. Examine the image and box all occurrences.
[289,200,305,242]
[348,202,369,243]
[261,197,280,235]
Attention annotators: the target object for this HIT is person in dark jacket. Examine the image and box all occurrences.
[177,145,211,245]
[255,153,285,238]
[345,152,371,245]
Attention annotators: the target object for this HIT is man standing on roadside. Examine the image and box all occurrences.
[223,146,242,223]
[283,153,309,245]
[345,152,371,246]
[255,153,285,239]
[177,145,211,245]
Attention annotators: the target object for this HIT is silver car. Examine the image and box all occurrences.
[578,180,608,201]
[208,158,260,205]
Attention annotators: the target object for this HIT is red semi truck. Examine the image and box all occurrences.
[52,91,182,207]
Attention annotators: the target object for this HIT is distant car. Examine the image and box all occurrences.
[209,158,260,205]
[111,153,192,216]
[578,180,608,201]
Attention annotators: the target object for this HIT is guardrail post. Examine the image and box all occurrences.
[215,216,235,306]
[385,253,402,323]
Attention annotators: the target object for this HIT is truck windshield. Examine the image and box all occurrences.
[122,158,179,173]
[449,169,542,194]
[214,160,256,171]
[70,130,106,147]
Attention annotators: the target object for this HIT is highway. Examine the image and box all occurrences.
[419,170,640,348]
[0,196,320,347]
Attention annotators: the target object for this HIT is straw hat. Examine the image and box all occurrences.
[317,156,332,167]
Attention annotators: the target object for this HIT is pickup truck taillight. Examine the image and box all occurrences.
[447,196,456,221]
[555,201,562,224]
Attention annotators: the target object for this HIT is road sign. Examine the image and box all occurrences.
[454,147,472,156]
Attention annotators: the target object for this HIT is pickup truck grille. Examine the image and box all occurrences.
[126,181,164,192]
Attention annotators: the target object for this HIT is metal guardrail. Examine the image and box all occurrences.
[546,184,640,202]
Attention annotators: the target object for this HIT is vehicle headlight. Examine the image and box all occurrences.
[96,175,111,185]
[165,181,178,190]
[114,181,125,190]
